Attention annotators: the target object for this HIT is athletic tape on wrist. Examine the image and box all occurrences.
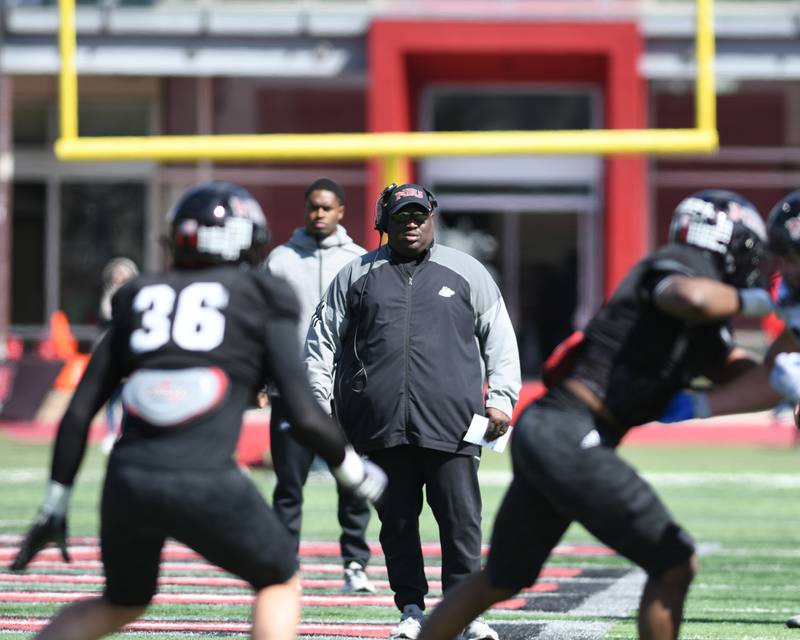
[331,447,365,488]
[41,481,71,518]
[692,391,712,419]
[738,288,773,318]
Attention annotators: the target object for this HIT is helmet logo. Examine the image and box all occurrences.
[727,202,767,241]
[197,217,254,260]
[785,217,800,241]
[175,219,199,249]
[230,195,267,226]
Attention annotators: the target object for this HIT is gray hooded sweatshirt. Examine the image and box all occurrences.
[263,225,366,347]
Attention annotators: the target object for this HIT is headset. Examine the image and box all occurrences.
[373,183,398,234]
[345,183,437,393]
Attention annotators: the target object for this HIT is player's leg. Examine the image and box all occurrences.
[547,431,696,640]
[419,470,569,640]
[252,574,302,640]
[638,553,698,640]
[35,598,147,640]
[164,466,301,640]
[35,464,166,640]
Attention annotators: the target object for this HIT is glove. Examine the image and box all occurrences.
[770,352,800,402]
[331,447,387,504]
[737,288,774,317]
[10,513,70,571]
[659,390,711,423]
[10,481,72,572]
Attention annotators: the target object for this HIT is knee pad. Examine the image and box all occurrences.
[643,523,696,578]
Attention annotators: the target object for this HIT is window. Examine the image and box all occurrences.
[60,182,146,326]
[11,183,47,324]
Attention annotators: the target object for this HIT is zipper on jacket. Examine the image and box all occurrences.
[317,240,324,299]
[404,271,413,430]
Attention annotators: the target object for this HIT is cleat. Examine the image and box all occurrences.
[389,604,424,640]
[342,561,375,593]
[460,618,499,640]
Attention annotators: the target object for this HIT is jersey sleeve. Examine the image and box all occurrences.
[261,300,348,467]
[50,327,124,486]
[253,271,302,323]
[694,323,736,371]
[638,257,698,303]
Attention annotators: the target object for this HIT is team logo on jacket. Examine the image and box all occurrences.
[438,286,455,298]
[580,429,601,449]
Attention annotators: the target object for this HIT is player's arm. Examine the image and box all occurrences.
[661,330,797,422]
[706,329,800,415]
[264,310,385,504]
[652,275,773,322]
[703,346,759,385]
[11,328,123,571]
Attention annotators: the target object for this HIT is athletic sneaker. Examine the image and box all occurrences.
[786,614,800,628]
[389,604,425,640]
[342,561,376,593]
[460,618,499,640]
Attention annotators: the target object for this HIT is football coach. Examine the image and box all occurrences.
[305,182,521,640]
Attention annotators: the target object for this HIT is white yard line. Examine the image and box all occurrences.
[537,569,647,640]
[0,470,104,484]
[477,470,800,488]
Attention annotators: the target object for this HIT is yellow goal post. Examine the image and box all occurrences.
[55,0,718,186]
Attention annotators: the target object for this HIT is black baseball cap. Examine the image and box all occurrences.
[386,183,436,217]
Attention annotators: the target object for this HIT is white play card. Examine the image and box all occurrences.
[463,413,513,453]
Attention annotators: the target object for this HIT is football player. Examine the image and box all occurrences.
[657,189,800,629]
[417,190,774,640]
[659,190,800,420]
[10,181,386,640]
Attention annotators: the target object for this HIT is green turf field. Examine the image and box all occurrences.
[1,431,800,639]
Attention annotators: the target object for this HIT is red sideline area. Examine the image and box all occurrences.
[1,381,797,467]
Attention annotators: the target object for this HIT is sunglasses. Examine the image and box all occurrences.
[390,210,432,224]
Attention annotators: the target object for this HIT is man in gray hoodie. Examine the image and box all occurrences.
[262,178,373,592]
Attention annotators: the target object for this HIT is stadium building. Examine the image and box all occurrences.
[2,0,800,377]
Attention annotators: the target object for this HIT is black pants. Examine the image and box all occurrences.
[269,395,371,567]
[368,445,482,611]
[485,387,695,591]
[102,463,297,606]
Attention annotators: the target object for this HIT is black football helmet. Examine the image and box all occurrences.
[168,181,271,268]
[668,189,768,288]
[767,190,800,257]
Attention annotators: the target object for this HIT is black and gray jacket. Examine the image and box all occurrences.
[305,243,521,455]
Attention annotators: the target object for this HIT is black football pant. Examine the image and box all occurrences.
[367,445,482,612]
[269,395,371,568]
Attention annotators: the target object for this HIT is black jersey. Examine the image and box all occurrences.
[571,244,733,431]
[50,264,349,483]
[111,266,296,387]
[106,266,297,469]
